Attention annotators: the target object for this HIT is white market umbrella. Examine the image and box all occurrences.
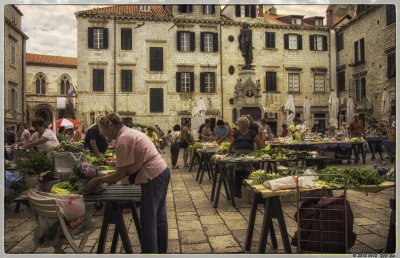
[191,98,207,132]
[328,90,339,128]
[49,118,81,130]
[284,95,296,124]
[381,89,391,122]
[303,97,311,128]
[346,97,355,123]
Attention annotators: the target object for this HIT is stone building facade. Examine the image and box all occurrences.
[26,53,78,127]
[75,4,334,134]
[75,5,222,131]
[335,5,396,124]
[4,5,28,130]
[221,5,332,134]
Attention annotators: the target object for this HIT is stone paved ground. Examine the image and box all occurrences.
[4,150,395,254]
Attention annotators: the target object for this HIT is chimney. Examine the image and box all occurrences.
[269,6,277,15]
[326,9,333,26]
[258,5,264,17]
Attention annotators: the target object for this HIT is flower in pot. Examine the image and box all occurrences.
[15,150,52,188]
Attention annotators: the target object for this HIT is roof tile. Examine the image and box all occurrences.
[26,53,77,67]
[75,5,171,17]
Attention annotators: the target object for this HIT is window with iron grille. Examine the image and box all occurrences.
[314,74,325,92]
[288,73,300,92]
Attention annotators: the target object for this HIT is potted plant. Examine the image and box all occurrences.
[15,150,52,188]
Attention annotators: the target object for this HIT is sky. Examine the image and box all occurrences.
[17,4,328,58]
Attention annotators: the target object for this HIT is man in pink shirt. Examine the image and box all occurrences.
[86,113,170,253]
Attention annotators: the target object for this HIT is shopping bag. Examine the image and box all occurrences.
[29,189,85,229]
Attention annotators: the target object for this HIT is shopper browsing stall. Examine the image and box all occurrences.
[22,117,59,151]
[86,113,170,253]
[84,122,109,155]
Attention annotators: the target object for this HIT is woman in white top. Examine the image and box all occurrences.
[22,117,59,151]
[18,122,31,145]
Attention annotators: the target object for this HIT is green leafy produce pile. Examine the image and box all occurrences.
[248,148,312,160]
[104,149,115,158]
[58,140,84,152]
[220,142,230,150]
[83,151,104,166]
[249,170,283,184]
[320,167,384,187]
[351,137,364,143]
[15,150,52,176]
[193,142,204,149]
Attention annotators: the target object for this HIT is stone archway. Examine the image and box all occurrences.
[31,104,55,127]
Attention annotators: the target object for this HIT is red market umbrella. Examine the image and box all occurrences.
[49,118,81,130]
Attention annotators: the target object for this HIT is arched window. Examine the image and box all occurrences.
[35,73,46,95]
[60,75,71,96]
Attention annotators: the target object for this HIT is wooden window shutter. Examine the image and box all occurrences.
[211,73,216,93]
[235,5,240,17]
[103,28,109,49]
[245,5,250,17]
[309,35,315,50]
[121,70,132,92]
[200,32,205,52]
[271,32,275,48]
[188,5,193,13]
[297,34,302,50]
[271,72,277,91]
[177,32,181,51]
[190,72,195,92]
[354,41,359,63]
[361,77,366,98]
[93,69,104,91]
[200,72,205,93]
[88,28,94,49]
[360,38,365,62]
[150,88,164,113]
[121,28,132,50]
[178,5,182,12]
[250,5,256,18]
[322,35,328,51]
[213,33,219,52]
[190,32,195,51]
[202,5,206,14]
[176,72,182,92]
[150,47,163,71]
[284,34,289,49]
[211,5,215,14]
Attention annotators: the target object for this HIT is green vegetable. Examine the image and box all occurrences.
[249,170,283,184]
[16,150,52,176]
[320,167,384,187]
[51,181,83,194]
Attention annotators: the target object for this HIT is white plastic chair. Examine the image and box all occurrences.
[28,192,90,253]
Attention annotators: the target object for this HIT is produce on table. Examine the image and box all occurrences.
[104,149,116,158]
[249,170,283,184]
[97,165,116,176]
[15,149,52,176]
[51,181,84,194]
[220,142,230,150]
[320,167,384,187]
[351,137,364,143]
[83,151,104,166]
[58,140,84,152]
[193,142,205,149]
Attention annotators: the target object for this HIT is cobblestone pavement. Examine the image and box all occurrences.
[4,150,395,254]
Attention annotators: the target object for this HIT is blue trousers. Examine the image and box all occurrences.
[140,168,170,253]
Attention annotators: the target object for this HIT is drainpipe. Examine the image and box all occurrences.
[219,16,224,119]
[22,37,25,123]
[113,16,117,112]
[329,28,338,124]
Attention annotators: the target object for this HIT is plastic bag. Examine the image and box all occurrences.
[297,169,319,188]
[264,176,297,190]
[29,189,85,229]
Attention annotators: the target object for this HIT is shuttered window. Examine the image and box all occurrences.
[178,5,192,13]
[149,47,163,71]
[88,27,108,49]
[203,5,215,15]
[288,34,298,49]
[314,74,325,92]
[337,71,346,92]
[149,88,164,113]
[266,72,277,91]
[288,73,300,92]
[387,51,396,78]
[201,33,218,52]
[310,35,327,51]
[200,72,215,93]
[176,72,194,93]
[355,78,366,102]
[265,32,275,48]
[121,70,132,92]
[235,5,256,17]
[93,69,104,92]
[386,5,395,26]
[354,38,365,64]
[177,31,194,52]
[121,28,132,50]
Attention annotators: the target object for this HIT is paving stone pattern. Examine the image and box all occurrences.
[4,151,395,254]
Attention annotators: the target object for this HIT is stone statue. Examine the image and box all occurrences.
[238,23,253,70]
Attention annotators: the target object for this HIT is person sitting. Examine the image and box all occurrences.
[22,117,59,151]
[280,124,289,137]
[201,119,214,142]
[57,126,68,143]
[214,119,228,143]
[325,124,338,140]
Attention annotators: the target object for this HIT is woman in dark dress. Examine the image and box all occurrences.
[228,116,262,197]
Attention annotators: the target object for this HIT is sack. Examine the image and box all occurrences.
[29,189,85,230]
[291,196,356,253]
